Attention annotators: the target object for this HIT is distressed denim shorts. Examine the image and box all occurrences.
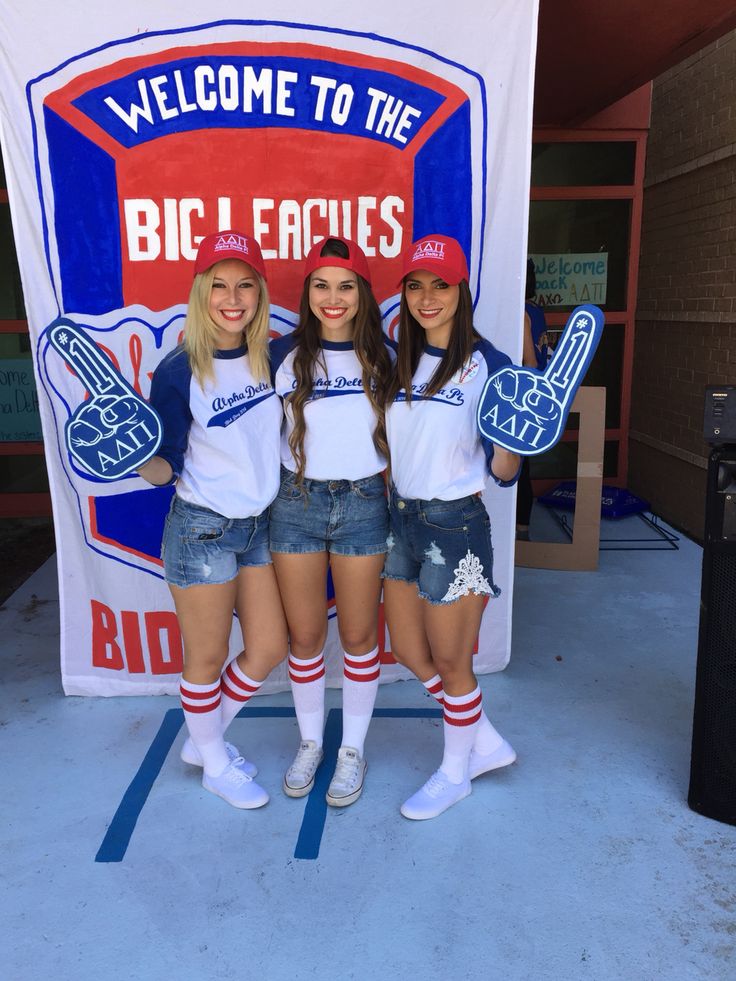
[382,490,501,605]
[161,495,272,588]
[269,467,389,557]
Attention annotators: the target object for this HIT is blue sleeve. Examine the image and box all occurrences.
[475,339,521,487]
[148,347,192,480]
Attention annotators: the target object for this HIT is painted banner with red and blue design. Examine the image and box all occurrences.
[0,6,538,694]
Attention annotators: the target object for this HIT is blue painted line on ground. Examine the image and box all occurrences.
[235,706,297,718]
[372,708,443,718]
[95,707,183,863]
[292,707,442,861]
[293,708,343,861]
[95,704,444,864]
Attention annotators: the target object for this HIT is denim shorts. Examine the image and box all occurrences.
[161,495,272,588]
[269,468,389,557]
[382,490,501,605]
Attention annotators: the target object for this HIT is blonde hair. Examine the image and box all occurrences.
[183,264,271,386]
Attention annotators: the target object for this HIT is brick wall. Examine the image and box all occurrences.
[631,31,736,541]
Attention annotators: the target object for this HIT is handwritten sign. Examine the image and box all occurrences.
[530,252,608,308]
[0,359,42,441]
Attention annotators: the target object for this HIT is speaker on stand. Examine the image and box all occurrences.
[688,387,736,826]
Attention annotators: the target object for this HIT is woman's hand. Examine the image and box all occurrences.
[137,455,174,486]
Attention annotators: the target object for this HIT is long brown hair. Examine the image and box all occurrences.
[386,279,479,405]
[287,239,392,486]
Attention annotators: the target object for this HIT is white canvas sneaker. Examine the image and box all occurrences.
[202,758,269,809]
[283,740,324,797]
[400,769,471,820]
[326,747,367,807]
[180,738,257,778]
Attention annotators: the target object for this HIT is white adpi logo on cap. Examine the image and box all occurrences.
[412,240,446,262]
[215,232,249,255]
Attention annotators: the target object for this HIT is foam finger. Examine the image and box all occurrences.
[48,318,132,399]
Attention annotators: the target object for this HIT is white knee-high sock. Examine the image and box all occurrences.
[423,674,503,755]
[180,678,230,777]
[473,712,505,755]
[422,673,445,705]
[440,686,483,783]
[288,650,326,746]
[341,646,381,756]
[220,657,263,733]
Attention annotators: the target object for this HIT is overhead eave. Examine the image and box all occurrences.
[534,0,736,126]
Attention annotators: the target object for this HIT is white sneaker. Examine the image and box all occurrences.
[180,738,258,779]
[468,739,516,780]
[202,758,269,809]
[400,769,471,820]
[326,747,367,807]
[283,740,324,798]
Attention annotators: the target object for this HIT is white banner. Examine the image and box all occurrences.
[0,1,539,694]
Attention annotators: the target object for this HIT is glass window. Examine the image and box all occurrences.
[0,204,26,319]
[0,333,40,441]
[531,142,636,186]
[0,454,49,493]
[528,199,631,311]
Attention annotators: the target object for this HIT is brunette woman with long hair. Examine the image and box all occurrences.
[270,237,392,807]
[383,234,520,820]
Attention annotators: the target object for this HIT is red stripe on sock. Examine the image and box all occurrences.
[179,684,220,700]
[224,663,259,695]
[221,679,253,703]
[181,696,221,713]
[344,667,381,683]
[444,708,482,727]
[288,657,323,673]
[426,679,443,696]
[444,690,483,714]
[344,654,380,670]
[289,664,325,683]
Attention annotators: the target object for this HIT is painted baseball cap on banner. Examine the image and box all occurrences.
[304,237,372,285]
[194,230,267,280]
[398,234,469,286]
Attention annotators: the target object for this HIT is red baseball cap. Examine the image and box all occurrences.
[304,237,372,285]
[194,230,267,280]
[398,234,469,286]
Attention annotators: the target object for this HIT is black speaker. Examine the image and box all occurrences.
[688,445,736,825]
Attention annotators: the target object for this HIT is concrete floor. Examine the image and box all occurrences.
[1,514,734,981]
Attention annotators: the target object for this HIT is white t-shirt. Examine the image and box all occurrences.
[387,337,517,500]
[271,335,389,481]
[150,344,282,518]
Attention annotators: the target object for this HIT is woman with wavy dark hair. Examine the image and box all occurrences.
[383,233,520,821]
[270,237,393,808]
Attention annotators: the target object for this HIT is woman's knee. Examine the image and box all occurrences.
[339,627,378,655]
[433,653,473,685]
[182,650,228,682]
[288,630,327,660]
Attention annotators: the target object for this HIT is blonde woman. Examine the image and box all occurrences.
[139,231,287,810]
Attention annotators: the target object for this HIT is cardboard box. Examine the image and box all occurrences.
[515,386,606,572]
